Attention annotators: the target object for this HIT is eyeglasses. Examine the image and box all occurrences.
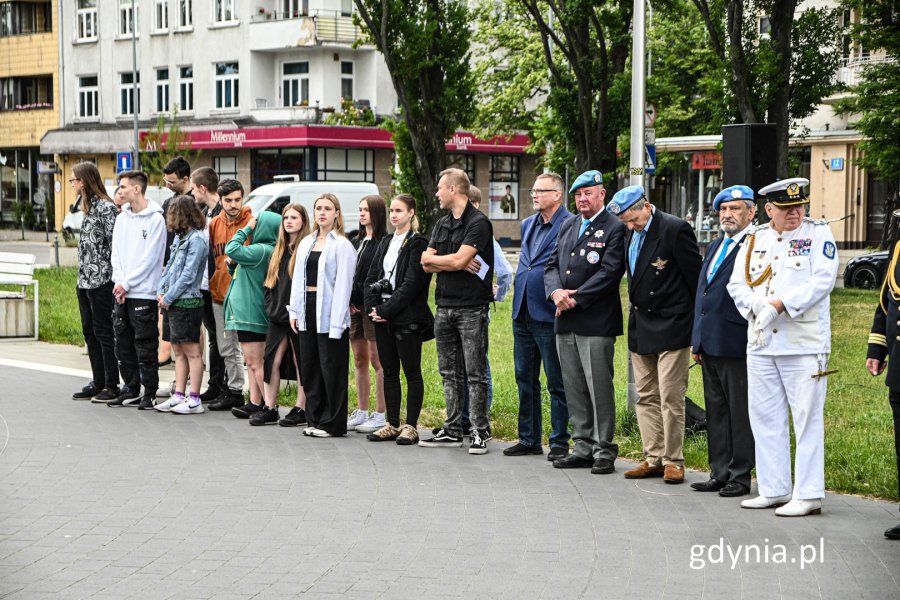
[530,188,557,197]
[163,179,179,188]
[68,178,80,183]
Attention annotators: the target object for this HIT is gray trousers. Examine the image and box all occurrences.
[212,301,245,393]
[435,305,490,435]
[556,332,618,461]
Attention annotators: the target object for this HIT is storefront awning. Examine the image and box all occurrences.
[40,129,134,155]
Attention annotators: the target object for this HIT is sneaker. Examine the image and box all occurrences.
[366,423,400,442]
[156,380,175,398]
[154,396,186,413]
[355,412,386,433]
[199,387,221,402]
[419,428,463,448]
[249,406,279,426]
[137,394,156,410]
[91,388,120,403]
[172,401,205,415]
[107,386,141,407]
[231,402,263,419]
[469,429,488,455]
[72,382,101,400]
[347,408,369,428]
[279,407,308,427]
[303,427,331,438]
[396,424,419,446]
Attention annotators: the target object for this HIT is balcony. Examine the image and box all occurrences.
[824,55,895,104]
[249,101,322,123]
[249,9,366,51]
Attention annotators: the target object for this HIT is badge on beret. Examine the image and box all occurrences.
[787,183,800,198]
[731,189,742,198]
[587,251,600,264]
[609,203,621,215]
[651,257,668,271]
[823,241,835,259]
[594,174,602,183]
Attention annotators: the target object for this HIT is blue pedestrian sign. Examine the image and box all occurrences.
[116,152,133,172]
[645,144,657,174]
[830,157,844,171]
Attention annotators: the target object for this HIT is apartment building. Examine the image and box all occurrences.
[0,0,59,229]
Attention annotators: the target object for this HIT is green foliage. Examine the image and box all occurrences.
[381,116,433,231]
[322,97,377,126]
[139,106,202,186]
[789,6,844,121]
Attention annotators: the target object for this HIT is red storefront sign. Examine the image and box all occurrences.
[691,151,722,170]
[140,125,530,153]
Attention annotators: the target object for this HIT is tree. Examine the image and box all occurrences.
[139,107,201,185]
[354,0,475,230]
[835,1,900,249]
[691,0,843,177]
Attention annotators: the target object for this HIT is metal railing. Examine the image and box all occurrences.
[249,8,363,44]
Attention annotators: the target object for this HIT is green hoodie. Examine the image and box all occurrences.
[223,211,281,334]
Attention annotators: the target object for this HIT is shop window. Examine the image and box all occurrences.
[214,156,238,181]
[488,155,519,220]
[445,153,476,184]
[316,148,374,182]
[251,148,308,188]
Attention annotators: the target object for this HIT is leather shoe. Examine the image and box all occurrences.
[503,443,543,457]
[207,394,232,411]
[591,458,615,474]
[547,447,568,462]
[775,498,822,517]
[718,481,750,497]
[741,494,792,509]
[624,461,664,479]
[553,454,593,469]
[663,464,685,484]
[691,478,726,492]
[884,523,900,540]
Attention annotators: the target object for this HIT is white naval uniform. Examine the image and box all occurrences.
[726,218,838,500]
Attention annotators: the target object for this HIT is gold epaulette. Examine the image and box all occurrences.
[881,242,900,313]
[744,233,772,287]
[868,333,887,347]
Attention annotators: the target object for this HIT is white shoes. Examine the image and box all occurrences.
[355,412,386,433]
[172,401,204,415]
[347,409,369,428]
[740,494,792,509]
[776,498,822,517]
[154,396,185,412]
[302,427,331,438]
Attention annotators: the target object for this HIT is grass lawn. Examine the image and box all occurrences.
[34,266,899,501]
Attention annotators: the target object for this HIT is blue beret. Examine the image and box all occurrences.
[607,185,646,216]
[713,185,754,210]
[569,170,603,194]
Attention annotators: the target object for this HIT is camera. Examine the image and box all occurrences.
[368,278,393,303]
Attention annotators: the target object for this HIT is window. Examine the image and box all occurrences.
[445,153,476,184]
[488,155,520,220]
[283,0,308,17]
[758,16,771,37]
[0,1,52,37]
[214,62,239,109]
[153,0,169,31]
[213,0,237,23]
[214,156,238,180]
[178,0,193,27]
[78,75,99,118]
[0,76,53,111]
[282,62,309,107]
[341,0,352,17]
[316,148,374,182]
[178,66,193,111]
[76,0,98,41]
[155,68,170,113]
[340,61,353,100]
[120,71,140,116]
[119,0,138,36]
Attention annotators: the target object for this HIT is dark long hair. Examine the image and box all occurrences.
[361,194,387,239]
[75,162,112,213]
[166,195,206,235]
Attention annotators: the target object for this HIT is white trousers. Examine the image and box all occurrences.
[212,301,245,392]
[746,353,827,500]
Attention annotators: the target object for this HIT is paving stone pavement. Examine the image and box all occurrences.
[0,365,898,600]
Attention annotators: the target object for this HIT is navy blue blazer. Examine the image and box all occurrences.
[691,233,749,358]
[512,206,573,323]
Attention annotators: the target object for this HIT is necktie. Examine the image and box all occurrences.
[708,237,733,282]
[628,230,644,274]
[578,218,591,238]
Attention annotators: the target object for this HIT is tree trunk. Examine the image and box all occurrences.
[725,0,758,124]
[768,0,797,179]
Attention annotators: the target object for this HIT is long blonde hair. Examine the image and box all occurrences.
[265,203,310,289]
[313,193,345,236]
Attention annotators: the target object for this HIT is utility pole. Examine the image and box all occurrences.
[131,3,140,170]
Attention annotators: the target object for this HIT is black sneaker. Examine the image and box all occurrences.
[469,429,488,455]
[229,391,246,409]
[137,394,156,410]
[249,406,279,426]
[108,386,141,407]
[72,382,101,400]
[279,407,308,427]
[200,387,221,402]
[231,402,263,419]
[207,393,233,411]
[418,428,463,448]
[91,387,120,403]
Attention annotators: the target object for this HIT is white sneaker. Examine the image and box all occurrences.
[156,380,175,399]
[172,401,205,415]
[302,427,331,438]
[154,396,186,412]
[740,494,792,509]
[775,498,822,517]
[347,409,369,428]
[355,412,386,433]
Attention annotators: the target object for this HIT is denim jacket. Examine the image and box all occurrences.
[157,229,207,305]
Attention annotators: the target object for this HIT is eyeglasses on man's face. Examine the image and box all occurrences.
[530,188,557,197]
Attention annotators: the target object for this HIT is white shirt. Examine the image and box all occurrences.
[383,230,407,288]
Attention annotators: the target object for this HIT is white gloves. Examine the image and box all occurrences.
[750,303,778,347]
[751,296,768,317]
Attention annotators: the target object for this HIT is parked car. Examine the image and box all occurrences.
[844,250,889,289]
[244,177,374,237]
[62,185,173,241]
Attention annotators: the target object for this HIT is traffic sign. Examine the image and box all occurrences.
[830,157,844,171]
[644,127,656,145]
[644,104,657,127]
[645,145,656,174]
[116,152,133,172]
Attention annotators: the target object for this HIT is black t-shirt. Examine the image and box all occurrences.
[429,201,494,307]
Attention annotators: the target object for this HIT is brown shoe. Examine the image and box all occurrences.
[395,424,419,446]
[366,424,400,442]
[663,464,685,484]
[623,461,665,479]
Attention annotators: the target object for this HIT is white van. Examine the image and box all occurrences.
[244,177,378,236]
[62,185,173,240]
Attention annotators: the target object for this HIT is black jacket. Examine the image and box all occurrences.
[691,233,749,358]
[868,240,900,389]
[351,233,384,309]
[364,232,434,337]
[626,208,701,354]
[544,208,626,336]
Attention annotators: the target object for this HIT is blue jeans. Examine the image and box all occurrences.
[513,312,570,448]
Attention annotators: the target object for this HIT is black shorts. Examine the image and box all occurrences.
[166,305,203,344]
[236,329,267,343]
[161,308,170,342]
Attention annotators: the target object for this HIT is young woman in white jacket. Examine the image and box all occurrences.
[289,193,357,437]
